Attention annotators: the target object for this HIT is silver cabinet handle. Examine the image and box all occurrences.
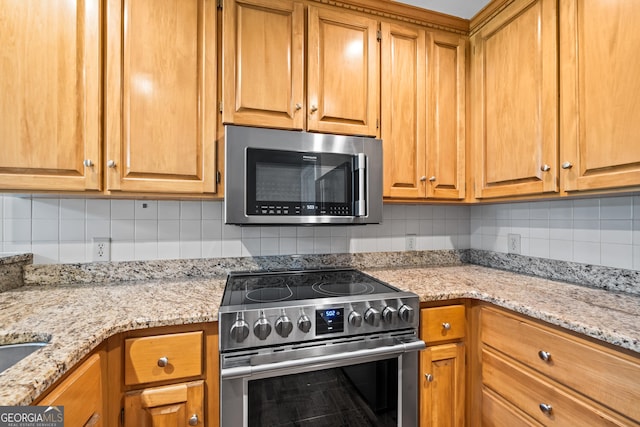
[420,176,427,182]
[561,161,573,169]
[429,176,436,182]
[107,160,116,168]
[540,164,550,172]
[157,356,169,367]
[538,350,552,362]
[295,103,302,111]
[425,373,433,382]
[539,403,553,415]
[83,159,94,167]
[188,414,199,426]
[310,105,318,113]
[442,322,451,330]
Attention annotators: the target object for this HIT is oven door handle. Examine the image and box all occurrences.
[221,338,426,379]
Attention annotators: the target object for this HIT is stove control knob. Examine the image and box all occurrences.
[275,314,294,337]
[364,307,381,327]
[230,319,250,343]
[382,306,397,323]
[298,314,312,333]
[253,316,272,340]
[348,311,363,327]
[398,304,415,323]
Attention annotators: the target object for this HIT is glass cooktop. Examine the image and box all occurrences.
[221,268,400,306]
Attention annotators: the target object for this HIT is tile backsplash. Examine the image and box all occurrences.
[2,194,639,270]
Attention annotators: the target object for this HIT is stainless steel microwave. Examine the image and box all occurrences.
[224,125,383,225]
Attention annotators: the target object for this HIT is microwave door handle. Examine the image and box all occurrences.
[354,153,367,217]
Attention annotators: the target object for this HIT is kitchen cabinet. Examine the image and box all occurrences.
[38,351,105,426]
[479,306,640,425]
[0,0,101,191]
[381,23,465,200]
[559,0,640,193]
[470,0,558,199]
[122,331,204,426]
[105,0,218,195]
[222,0,379,137]
[419,305,466,426]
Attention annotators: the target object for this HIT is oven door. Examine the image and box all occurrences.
[220,333,425,427]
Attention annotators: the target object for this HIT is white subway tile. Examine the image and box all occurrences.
[406,205,420,219]
[60,199,85,219]
[221,240,242,258]
[222,224,242,240]
[279,227,297,237]
[314,237,331,254]
[389,204,406,220]
[32,219,58,241]
[549,199,572,220]
[419,205,434,219]
[33,199,59,219]
[510,203,530,220]
[202,240,222,258]
[573,241,600,265]
[134,200,158,220]
[634,245,640,270]
[111,219,134,241]
[600,220,632,244]
[202,220,222,240]
[261,237,280,255]
[59,242,87,263]
[457,234,471,249]
[86,199,110,220]
[296,236,314,254]
[3,242,32,254]
[549,219,573,241]
[158,241,180,259]
[241,238,261,256]
[111,200,135,220]
[181,241,202,258]
[202,201,222,220]
[135,241,158,261]
[600,196,632,219]
[469,205,482,219]
[529,219,549,239]
[601,243,633,269]
[180,201,202,220]
[529,238,550,258]
[573,199,599,220]
[432,206,447,220]
[159,220,180,241]
[260,225,280,238]
[4,196,31,219]
[158,201,180,220]
[32,242,59,264]
[135,220,158,241]
[529,201,550,220]
[60,219,85,241]
[549,239,572,262]
[279,237,297,255]
[573,219,600,242]
[180,220,202,241]
[241,227,261,239]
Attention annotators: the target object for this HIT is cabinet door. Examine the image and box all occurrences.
[471,0,557,199]
[427,31,466,200]
[222,0,304,130]
[0,0,101,191]
[307,6,379,137]
[124,380,204,427]
[105,0,217,194]
[420,343,465,427]
[40,353,104,427]
[381,22,427,198]
[560,0,640,192]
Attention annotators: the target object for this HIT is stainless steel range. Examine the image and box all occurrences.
[218,268,425,427]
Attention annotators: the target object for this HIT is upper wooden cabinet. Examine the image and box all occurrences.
[471,0,558,199]
[105,0,218,194]
[381,23,465,200]
[222,0,379,137]
[0,0,102,191]
[560,0,640,193]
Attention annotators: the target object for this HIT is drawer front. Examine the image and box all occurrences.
[125,331,203,386]
[482,387,543,427]
[483,348,628,426]
[481,307,640,422]
[420,305,465,344]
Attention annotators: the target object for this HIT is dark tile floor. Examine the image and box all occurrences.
[248,366,397,426]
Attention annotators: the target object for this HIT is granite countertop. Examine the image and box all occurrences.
[1,264,639,406]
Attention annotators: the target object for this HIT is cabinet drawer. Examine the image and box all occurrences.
[482,387,542,427]
[481,307,640,422]
[483,348,628,426]
[125,331,203,386]
[420,305,465,344]
[40,353,103,426]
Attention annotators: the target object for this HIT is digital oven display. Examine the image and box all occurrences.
[315,308,344,335]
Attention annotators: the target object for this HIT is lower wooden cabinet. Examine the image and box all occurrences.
[420,342,465,427]
[38,352,105,427]
[478,306,640,426]
[420,305,466,426]
[124,380,204,427]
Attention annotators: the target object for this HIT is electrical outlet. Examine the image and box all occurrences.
[405,234,417,251]
[92,237,111,262]
[508,233,521,254]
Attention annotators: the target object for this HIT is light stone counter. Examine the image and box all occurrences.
[0,263,638,406]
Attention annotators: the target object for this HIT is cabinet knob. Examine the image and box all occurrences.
[442,322,451,331]
[425,373,433,382]
[295,103,302,111]
[538,350,552,362]
[83,159,94,167]
[107,160,117,168]
[561,161,573,169]
[157,356,169,368]
[310,105,318,113]
[429,176,436,182]
[540,164,551,172]
[420,176,427,182]
[539,403,553,415]
[188,414,199,426]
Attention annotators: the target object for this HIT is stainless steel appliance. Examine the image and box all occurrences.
[219,269,425,426]
[224,125,383,225]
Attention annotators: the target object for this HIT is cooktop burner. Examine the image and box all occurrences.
[221,268,398,307]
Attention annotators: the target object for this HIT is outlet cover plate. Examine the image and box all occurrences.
[508,233,521,254]
[92,237,111,262]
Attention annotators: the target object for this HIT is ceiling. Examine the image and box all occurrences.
[393,0,492,19]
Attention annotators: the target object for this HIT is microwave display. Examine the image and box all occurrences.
[247,148,353,216]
